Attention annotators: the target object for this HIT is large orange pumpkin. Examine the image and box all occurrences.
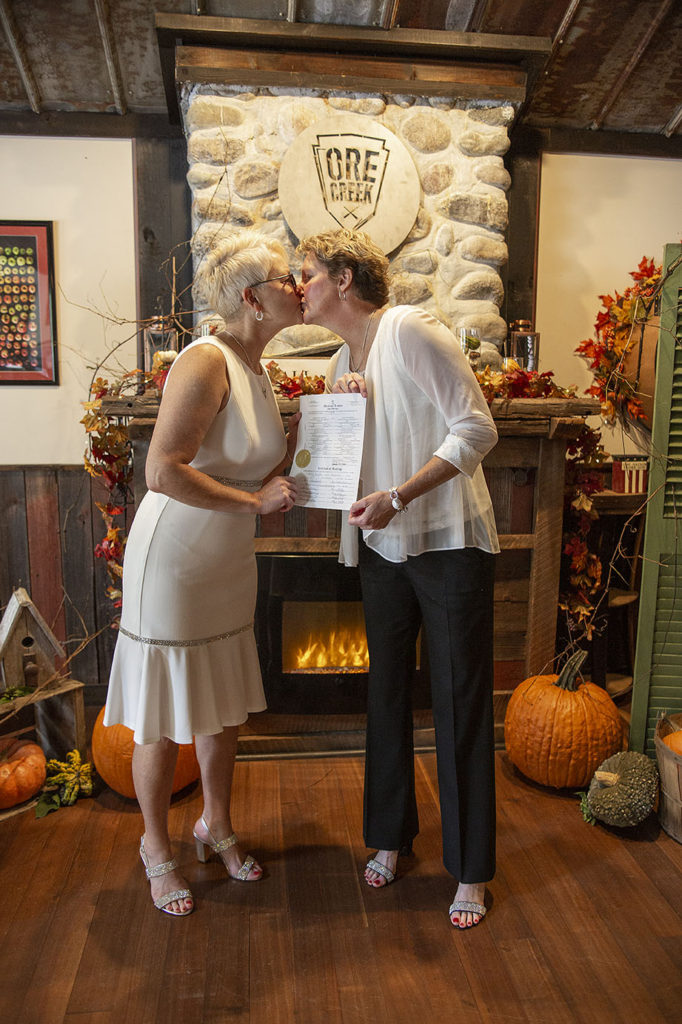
[91,708,200,799]
[0,737,47,809]
[504,650,625,788]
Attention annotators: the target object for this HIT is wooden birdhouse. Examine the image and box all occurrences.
[0,587,66,692]
[0,588,86,761]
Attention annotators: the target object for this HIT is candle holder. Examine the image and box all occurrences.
[510,330,540,371]
[143,318,178,373]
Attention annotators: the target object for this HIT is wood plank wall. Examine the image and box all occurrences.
[0,465,123,705]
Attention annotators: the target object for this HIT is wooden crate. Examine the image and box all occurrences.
[0,677,87,761]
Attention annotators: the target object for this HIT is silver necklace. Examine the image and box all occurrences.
[222,329,268,398]
[349,309,377,373]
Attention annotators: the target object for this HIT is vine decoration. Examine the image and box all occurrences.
[559,255,663,641]
[559,424,609,639]
[81,355,172,608]
[575,255,661,428]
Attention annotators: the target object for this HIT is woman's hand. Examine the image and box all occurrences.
[331,373,368,397]
[256,475,298,515]
[348,490,395,530]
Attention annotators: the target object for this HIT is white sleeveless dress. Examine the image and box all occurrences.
[104,337,286,744]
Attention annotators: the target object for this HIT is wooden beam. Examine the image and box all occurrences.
[175,45,527,101]
[511,124,682,159]
[461,0,492,33]
[502,147,541,328]
[93,0,127,116]
[0,111,182,139]
[0,0,40,114]
[548,0,584,68]
[156,13,550,122]
[381,0,402,29]
[663,102,682,139]
[155,11,551,62]
[590,0,675,130]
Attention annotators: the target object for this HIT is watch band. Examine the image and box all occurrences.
[389,487,408,513]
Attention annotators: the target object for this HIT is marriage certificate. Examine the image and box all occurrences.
[291,393,366,510]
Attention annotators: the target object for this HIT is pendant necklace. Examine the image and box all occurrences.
[349,308,377,374]
[222,329,269,398]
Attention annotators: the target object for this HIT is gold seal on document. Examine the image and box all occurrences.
[295,449,311,468]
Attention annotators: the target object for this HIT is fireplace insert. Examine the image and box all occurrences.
[255,554,429,715]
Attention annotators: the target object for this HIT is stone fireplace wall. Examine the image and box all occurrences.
[181,85,513,358]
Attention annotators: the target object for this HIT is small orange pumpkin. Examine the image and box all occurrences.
[662,730,682,756]
[504,650,625,788]
[91,708,200,799]
[0,737,47,809]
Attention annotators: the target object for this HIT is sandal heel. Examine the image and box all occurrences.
[194,835,210,863]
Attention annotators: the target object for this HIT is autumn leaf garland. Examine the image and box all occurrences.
[81,361,171,609]
[576,255,661,428]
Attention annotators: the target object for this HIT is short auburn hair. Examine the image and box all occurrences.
[297,229,390,306]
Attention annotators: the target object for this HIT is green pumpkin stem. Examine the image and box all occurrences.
[554,649,588,691]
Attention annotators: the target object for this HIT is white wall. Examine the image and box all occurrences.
[0,137,137,465]
[536,152,682,454]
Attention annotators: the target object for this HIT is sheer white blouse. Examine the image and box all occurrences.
[326,305,500,566]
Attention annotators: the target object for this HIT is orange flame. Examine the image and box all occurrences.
[283,625,369,673]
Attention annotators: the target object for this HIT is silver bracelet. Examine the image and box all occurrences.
[389,487,408,513]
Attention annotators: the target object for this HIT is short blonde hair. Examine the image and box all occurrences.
[297,229,390,306]
[194,229,286,320]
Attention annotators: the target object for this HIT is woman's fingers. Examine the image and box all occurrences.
[259,475,297,514]
[331,373,367,397]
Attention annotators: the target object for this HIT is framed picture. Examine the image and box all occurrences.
[0,220,58,385]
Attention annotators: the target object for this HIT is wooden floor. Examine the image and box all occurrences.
[1,751,681,1024]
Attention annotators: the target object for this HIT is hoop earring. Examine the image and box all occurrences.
[338,288,346,301]
[255,310,264,322]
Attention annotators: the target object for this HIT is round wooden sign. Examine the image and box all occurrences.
[279,114,421,255]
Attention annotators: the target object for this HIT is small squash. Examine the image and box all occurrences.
[91,708,200,800]
[0,737,47,809]
[661,720,682,757]
[504,649,625,788]
[586,751,659,827]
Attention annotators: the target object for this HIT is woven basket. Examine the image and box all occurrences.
[654,713,682,843]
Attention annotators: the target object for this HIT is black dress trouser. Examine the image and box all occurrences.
[358,539,496,883]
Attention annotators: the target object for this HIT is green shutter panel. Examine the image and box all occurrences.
[630,243,682,754]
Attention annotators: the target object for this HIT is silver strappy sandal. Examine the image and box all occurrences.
[139,835,194,917]
[192,815,262,881]
[449,899,487,927]
[365,856,396,887]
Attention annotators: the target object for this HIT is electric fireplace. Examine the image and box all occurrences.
[254,554,429,715]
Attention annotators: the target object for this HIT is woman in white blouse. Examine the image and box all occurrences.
[297,229,500,928]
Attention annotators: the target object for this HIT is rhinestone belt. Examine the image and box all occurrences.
[118,621,253,648]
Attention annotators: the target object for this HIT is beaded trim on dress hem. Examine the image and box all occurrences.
[118,621,253,648]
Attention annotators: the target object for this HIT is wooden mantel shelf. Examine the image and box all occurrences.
[100,393,600,424]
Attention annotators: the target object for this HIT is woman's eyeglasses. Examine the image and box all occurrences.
[251,273,297,290]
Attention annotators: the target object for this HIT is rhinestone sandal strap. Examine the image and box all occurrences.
[235,854,255,881]
[210,832,239,854]
[145,857,178,878]
[449,900,486,917]
[366,858,395,883]
[154,887,192,910]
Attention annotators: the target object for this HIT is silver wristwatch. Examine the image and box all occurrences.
[389,487,408,513]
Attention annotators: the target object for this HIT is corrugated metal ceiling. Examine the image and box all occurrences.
[0,0,679,139]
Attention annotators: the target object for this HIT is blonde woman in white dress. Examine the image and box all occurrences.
[105,230,302,916]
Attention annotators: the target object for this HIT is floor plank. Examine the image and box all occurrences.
[0,751,680,1024]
